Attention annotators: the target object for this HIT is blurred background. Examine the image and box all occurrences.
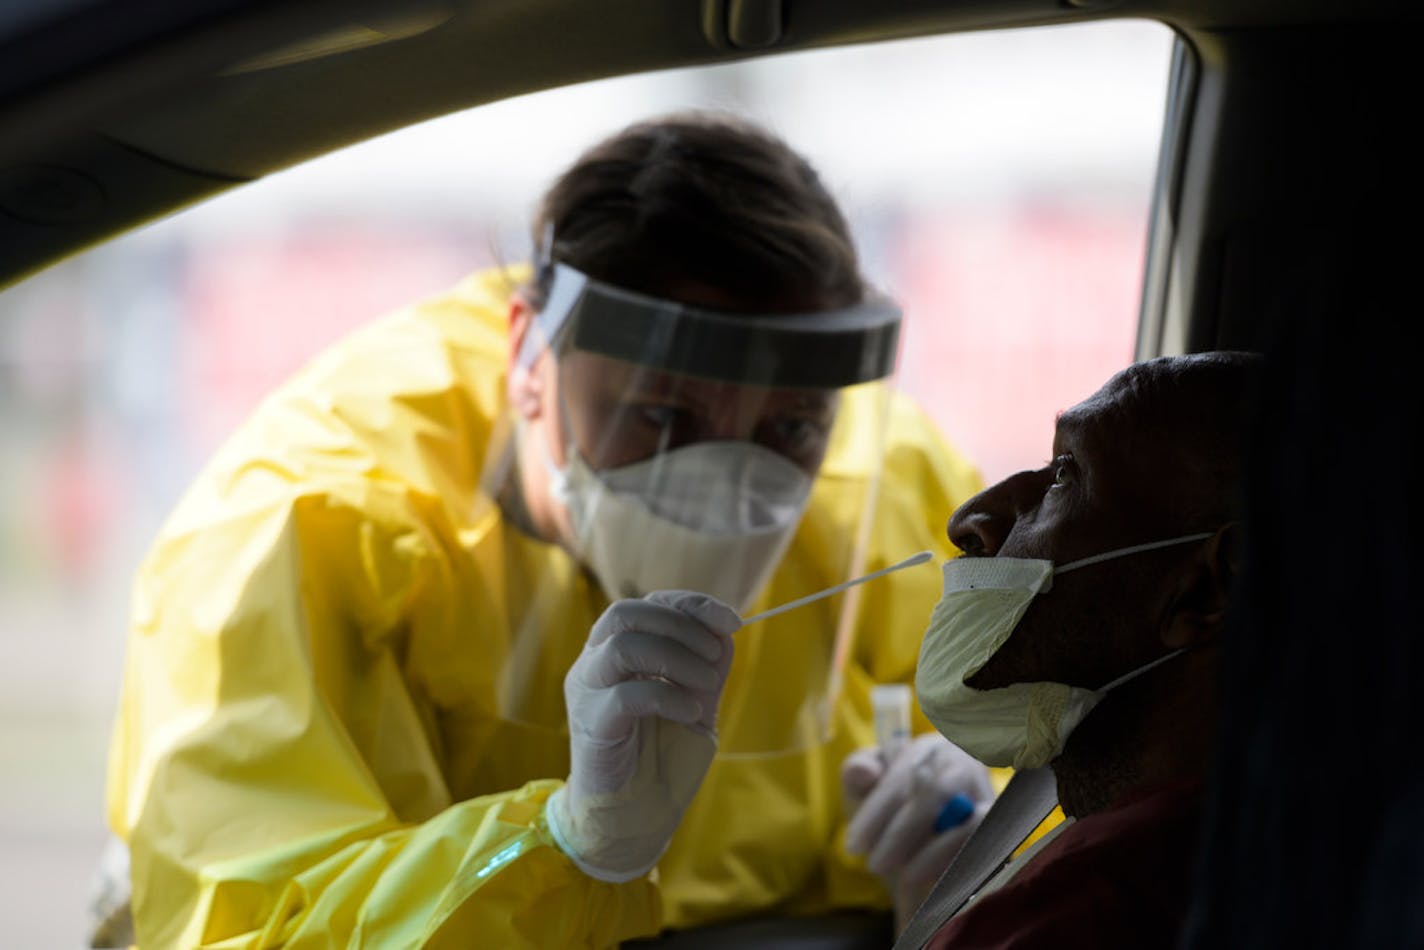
[0,19,1171,945]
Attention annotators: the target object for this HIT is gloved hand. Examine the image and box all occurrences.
[547,590,740,882]
[842,732,993,928]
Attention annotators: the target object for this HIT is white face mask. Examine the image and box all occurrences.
[543,436,813,612]
[914,533,1212,770]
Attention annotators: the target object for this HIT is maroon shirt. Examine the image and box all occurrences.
[927,778,1204,950]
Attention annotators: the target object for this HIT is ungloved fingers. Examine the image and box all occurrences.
[841,747,887,805]
[896,800,988,892]
[586,630,723,692]
[593,678,705,734]
[644,589,742,636]
[844,750,916,856]
[865,783,947,876]
[589,598,727,661]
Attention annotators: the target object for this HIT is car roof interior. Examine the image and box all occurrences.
[0,0,1416,353]
[3,0,1420,943]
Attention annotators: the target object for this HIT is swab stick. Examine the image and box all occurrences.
[741,551,934,625]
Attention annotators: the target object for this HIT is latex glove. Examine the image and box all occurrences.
[547,590,739,882]
[842,732,994,928]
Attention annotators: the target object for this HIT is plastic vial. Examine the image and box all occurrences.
[871,683,912,762]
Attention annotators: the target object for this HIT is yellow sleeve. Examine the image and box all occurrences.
[107,476,659,949]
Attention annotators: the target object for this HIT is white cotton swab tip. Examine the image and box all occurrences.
[741,550,935,625]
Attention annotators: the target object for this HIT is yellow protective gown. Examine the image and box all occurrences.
[107,269,985,949]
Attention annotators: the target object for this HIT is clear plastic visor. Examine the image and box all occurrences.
[532,263,902,391]
[496,265,903,757]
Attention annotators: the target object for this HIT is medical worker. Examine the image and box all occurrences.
[103,113,988,948]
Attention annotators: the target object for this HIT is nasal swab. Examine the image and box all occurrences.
[741,550,934,625]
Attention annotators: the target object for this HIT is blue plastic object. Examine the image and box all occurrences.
[933,792,976,833]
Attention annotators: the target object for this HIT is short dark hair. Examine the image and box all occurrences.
[1103,351,1264,531]
[526,111,863,314]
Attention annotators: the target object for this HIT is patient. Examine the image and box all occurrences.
[913,352,1260,948]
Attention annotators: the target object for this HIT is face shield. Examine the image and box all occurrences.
[495,263,902,758]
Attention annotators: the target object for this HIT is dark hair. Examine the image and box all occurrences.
[525,111,863,313]
[1098,351,1264,532]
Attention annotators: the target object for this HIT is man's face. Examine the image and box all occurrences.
[946,372,1187,690]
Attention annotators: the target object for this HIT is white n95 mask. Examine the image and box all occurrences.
[914,533,1212,770]
[548,439,813,612]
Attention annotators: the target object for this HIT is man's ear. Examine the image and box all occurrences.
[507,294,546,421]
[1160,523,1242,649]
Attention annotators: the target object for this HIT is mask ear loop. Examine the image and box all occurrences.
[1057,530,1220,689]
[1048,532,1215,588]
[1097,644,1188,693]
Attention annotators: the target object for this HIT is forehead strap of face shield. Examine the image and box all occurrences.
[534,263,902,388]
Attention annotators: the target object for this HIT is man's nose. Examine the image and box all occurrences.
[947,468,1047,556]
